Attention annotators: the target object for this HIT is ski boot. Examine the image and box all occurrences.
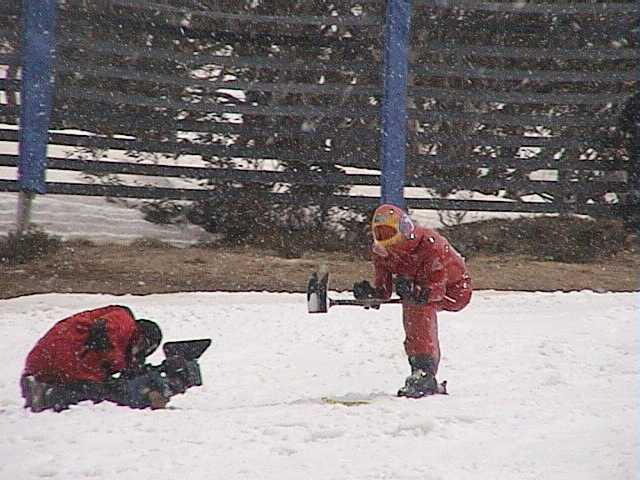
[21,376,72,412]
[397,370,440,398]
[21,375,52,412]
[397,356,447,398]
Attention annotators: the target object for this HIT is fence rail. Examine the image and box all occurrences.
[415,0,640,14]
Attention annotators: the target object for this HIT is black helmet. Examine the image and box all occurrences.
[136,319,162,356]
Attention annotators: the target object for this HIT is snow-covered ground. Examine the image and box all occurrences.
[0,290,636,480]
[0,192,215,246]
[0,134,216,245]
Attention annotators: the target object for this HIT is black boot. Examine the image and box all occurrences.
[397,356,444,398]
[408,355,437,376]
[21,375,45,412]
[21,376,63,412]
[21,376,81,412]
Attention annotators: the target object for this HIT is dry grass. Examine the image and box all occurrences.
[1,216,637,299]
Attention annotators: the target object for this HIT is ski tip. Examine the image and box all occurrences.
[321,397,370,407]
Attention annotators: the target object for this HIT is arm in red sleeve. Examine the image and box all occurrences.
[373,256,393,300]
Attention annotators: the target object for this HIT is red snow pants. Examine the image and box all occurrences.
[402,277,472,373]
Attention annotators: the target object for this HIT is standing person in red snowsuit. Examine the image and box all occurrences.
[21,305,167,412]
[353,204,472,398]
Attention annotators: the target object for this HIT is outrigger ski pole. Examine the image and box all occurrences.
[307,270,402,314]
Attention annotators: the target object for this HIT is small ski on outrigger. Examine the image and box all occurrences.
[307,269,403,314]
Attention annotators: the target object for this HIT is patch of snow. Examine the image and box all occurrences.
[0,290,636,480]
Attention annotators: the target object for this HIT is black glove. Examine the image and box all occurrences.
[162,355,191,394]
[353,280,377,300]
[395,277,429,304]
[395,277,413,300]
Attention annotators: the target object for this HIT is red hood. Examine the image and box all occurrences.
[385,227,424,254]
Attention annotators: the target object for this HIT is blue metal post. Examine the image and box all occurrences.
[379,0,412,209]
[18,0,57,194]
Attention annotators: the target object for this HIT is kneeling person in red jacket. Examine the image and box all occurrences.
[21,305,169,412]
[354,204,472,398]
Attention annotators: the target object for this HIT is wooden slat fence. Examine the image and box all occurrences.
[0,0,637,216]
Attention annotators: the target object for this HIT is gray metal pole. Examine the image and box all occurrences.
[16,191,34,235]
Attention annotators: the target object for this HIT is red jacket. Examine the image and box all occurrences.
[24,305,142,383]
[373,226,468,303]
